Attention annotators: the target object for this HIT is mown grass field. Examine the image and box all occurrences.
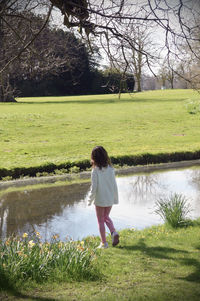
[1,221,200,301]
[0,89,200,170]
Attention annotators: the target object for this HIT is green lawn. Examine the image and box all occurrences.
[0,89,200,170]
[1,221,200,301]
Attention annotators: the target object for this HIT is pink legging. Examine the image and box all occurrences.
[95,206,115,243]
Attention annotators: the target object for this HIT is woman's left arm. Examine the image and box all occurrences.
[87,168,98,205]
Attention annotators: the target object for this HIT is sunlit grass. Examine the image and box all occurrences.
[1,89,200,170]
[1,220,200,300]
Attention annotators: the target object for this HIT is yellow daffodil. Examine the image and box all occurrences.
[22,233,28,238]
[52,234,59,240]
[58,242,63,248]
[77,245,84,251]
[28,240,35,248]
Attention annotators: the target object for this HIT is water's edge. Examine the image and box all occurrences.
[1,162,200,241]
[1,159,200,190]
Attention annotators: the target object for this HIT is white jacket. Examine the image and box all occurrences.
[87,165,119,207]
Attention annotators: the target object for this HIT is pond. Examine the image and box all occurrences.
[0,165,200,241]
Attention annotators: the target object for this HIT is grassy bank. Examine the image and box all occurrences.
[1,220,200,301]
[1,89,200,179]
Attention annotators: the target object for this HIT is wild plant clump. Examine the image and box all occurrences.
[185,99,200,115]
[154,193,192,228]
[0,232,101,289]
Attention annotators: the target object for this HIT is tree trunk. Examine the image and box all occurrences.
[170,71,174,89]
[137,79,142,92]
[0,74,16,102]
[0,7,16,102]
[136,74,142,92]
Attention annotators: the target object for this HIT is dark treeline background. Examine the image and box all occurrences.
[5,13,134,98]
[14,65,135,97]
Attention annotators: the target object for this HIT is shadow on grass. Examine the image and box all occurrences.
[119,238,188,260]
[179,258,200,283]
[18,99,118,105]
[1,291,57,301]
[17,97,187,105]
[120,238,200,283]
[0,268,20,294]
[0,270,56,301]
[0,288,57,301]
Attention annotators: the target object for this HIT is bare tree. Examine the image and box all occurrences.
[1,0,200,101]
[176,25,200,89]
[2,1,200,66]
[118,23,157,92]
[49,0,200,88]
[158,58,177,89]
[0,0,92,101]
[0,0,54,101]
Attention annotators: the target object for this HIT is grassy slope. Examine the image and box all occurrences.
[0,89,200,169]
[2,222,200,301]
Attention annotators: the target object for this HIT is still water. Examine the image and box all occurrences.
[0,166,200,241]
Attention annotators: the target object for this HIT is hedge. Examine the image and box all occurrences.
[1,151,200,181]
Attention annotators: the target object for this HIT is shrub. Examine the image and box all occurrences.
[154,193,192,228]
[1,176,13,181]
[185,99,200,114]
[54,168,68,175]
[1,150,200,180]
[69,166,80,173]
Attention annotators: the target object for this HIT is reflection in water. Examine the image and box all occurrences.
[0,166,200,241]
[188,169,200,215]
[190,170,200,189]
[124,174,167,204]
[0,183,90,241]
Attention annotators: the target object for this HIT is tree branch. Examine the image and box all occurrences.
[0,3,53,74]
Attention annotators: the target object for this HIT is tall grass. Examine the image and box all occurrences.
[0,232,101,289]
[154,193,192,228]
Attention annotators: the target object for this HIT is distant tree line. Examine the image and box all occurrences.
[14,58,135,97]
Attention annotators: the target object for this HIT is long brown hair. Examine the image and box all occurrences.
[91,146,111,169]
